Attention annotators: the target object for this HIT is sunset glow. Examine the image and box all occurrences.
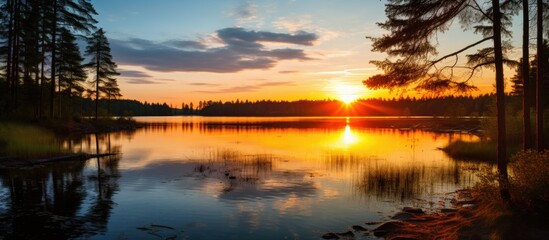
[86,0,505,106]
[334,84,361,104]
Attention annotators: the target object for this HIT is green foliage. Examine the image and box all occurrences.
[0,122,66,158]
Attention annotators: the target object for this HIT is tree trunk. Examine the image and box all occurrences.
[39,18,46,119]
[95,45,100,120]
[11,0,20,112]
[537,0,545,151]
[523,0,532,150]
[492,0,511,202]
[50,0,57,119]
[6,0,13,114]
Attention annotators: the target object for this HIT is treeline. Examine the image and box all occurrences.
[81,98,173,117]
[0,0,120,120]
[194,94,517,117]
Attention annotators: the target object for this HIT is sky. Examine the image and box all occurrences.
[90,0,523,106]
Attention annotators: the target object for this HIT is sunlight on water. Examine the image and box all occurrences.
[0,116,486,240]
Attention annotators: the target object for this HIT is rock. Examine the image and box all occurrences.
[440,208,457,213]
[392,212,415,220]
[351,225,368,231]
[373,221,405,237]
[322,232,339,239]
[336,231,355,237]
[402,207,424,214]
[365,221,381,225]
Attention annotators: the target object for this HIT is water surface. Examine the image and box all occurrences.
[0,117,484,239]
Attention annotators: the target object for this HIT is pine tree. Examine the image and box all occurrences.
[84,28,120,119]
[57,28,86,116]
[49,0,97,118]
[363,0,518,202]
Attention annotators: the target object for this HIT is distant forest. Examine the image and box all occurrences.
[1,93,535,117]
[195,94,514,117]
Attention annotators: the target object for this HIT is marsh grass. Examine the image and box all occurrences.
[441,140,497,162]
[0,122,67,159]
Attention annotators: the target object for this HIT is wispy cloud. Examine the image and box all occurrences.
[111,27,318,73]
[278,70,298,74]
[188,82,220,86]
[197,81,294,93]
[313,67,378,76]
[119,69,152,78]
[119,69,174,84]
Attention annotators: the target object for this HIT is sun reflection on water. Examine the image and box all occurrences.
[342,125,358,146]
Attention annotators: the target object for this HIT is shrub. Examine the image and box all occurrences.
[509,150,549,214]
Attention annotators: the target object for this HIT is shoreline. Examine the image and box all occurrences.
[322,190,549,240]
[0,152,118,169]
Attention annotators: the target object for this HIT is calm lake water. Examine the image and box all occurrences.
[0,117,485,239]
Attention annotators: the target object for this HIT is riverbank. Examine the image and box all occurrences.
[323,190,549,240]
[0,152,117,168]
[0,118,142,162]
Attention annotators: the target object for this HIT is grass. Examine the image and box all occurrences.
[440,140,497,162]
[467,150,549,239]
[0,122,67,159]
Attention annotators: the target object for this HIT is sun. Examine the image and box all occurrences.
[334,84,361,104]
[340,94,359,104]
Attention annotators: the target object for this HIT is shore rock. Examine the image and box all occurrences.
[392,212,415,221]
[373,221,406,237]
[336,231,354,237]
[351,225,368,231]
[321,232,339,239]
[402,207,424,214]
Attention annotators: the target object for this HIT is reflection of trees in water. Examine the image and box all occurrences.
[324,152,483,202]
[0,133,121,239]
[61,130,135,154]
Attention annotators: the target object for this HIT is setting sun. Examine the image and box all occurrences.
[333,84,361,104]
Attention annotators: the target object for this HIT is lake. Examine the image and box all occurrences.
[0,116,485,239]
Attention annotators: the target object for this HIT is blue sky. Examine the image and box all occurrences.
[90,0,522,105]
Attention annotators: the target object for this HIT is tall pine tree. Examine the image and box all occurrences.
[85,28,120,119]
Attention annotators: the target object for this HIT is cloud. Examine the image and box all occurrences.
[163,40,206,50]
[197,81,294,93]
[278,70,298,74]
[119,69,175,84]
[313,67,378,76]
[188,82,220,86]
[235,2,257,20]
[110,27,318,73]
[119,69,152,78]
[216,27,317,46]
[125,79,164,84]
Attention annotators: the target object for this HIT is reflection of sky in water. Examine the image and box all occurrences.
[1,117,486,240]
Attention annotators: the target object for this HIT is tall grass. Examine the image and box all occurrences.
[0,122,67,159]
[475,150,549,215]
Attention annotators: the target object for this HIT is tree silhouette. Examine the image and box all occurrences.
[0,0,97,118]
[57,28,87,117]
[363,0,517,201]
[84,28,120,119]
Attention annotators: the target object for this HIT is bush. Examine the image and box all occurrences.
[475,150,549,215]
[509,150,549,213]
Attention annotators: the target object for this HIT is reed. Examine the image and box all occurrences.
[0,122,67,159]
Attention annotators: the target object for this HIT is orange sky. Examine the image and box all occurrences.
[92,0,523,107]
